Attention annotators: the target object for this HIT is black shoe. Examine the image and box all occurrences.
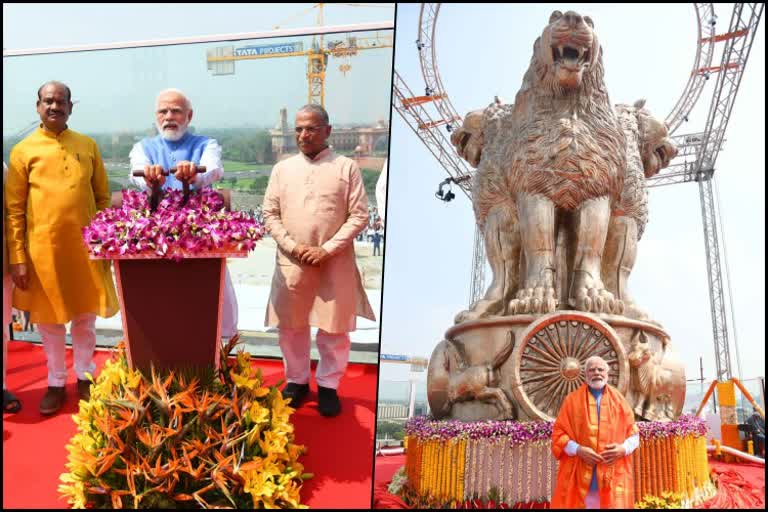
[318,386,341,417]
[77,379,91,401]
[39,386,66,416]
[3,389,22,413]
[282,382,309,408]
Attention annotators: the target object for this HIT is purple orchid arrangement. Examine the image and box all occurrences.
[405,415,708,442]
[636,414,709,440]
[83,189,263,260]
[404,416,554,444]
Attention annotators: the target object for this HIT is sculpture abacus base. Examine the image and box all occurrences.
[428,311,685,423]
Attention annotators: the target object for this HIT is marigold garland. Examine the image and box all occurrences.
[663,436,671,493]
[459,440,466,502]
[654,437,662,495]
[640,441,650,499]
[633,445,641,498]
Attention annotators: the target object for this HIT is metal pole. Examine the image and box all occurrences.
[699,176,732,380]
[408,379,417,418]
[714,176,743,380]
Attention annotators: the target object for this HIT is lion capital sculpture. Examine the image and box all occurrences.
[452,10,677,323]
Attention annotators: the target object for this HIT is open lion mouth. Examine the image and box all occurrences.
[655,142,678,166]
[655,147,667,165]
[552,44,591,68]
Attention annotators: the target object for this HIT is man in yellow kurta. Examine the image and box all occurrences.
[551,356,639,508]
[6,81,118,415]
[263,104,375,417]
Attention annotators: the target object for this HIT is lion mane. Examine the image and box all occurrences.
[478,13,626,211]
[614,100,677,240]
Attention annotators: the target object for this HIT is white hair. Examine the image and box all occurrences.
[155,88,192,110]
[585,356,608,371]
[297,103,330,125]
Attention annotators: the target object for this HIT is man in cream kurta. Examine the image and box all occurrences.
[6,82,119,415]
[263,105,375,417]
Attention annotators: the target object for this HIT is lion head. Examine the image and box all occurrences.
[634,100,678,178]
[504,10,623,209]
[536,10,601,90]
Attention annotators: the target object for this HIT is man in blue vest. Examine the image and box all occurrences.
[129,88,238,338]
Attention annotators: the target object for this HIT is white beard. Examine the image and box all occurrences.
[588,380,607,391]
[156,121,188,142]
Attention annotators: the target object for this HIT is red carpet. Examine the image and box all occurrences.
[696,457,765,509]
[2,340,377,509]
[373,455,411,509]
[375,454,406,484]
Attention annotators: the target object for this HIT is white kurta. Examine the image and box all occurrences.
[263,148,375,333]
[376,158,388,223]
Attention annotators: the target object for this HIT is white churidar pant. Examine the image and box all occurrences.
[37,312,97,387]
[221,267,238,338]
[278,326,351,389]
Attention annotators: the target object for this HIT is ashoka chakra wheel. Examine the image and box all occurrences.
[510,312,628,421]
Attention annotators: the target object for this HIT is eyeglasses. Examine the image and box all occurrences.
[295,126,325,135]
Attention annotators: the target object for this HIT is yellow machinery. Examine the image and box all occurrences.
[206,3,393,106]
[696,378,765,456]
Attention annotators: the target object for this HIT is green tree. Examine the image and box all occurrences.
[377,421,405,440]
[361,168,380,206]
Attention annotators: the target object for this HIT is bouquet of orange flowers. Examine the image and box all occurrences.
[59,337,309,509]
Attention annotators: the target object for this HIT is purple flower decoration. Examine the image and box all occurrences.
[83,189,263,259]
[405,415,708,442]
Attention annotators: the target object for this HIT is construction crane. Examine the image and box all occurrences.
[206,3,393,106]
[393,3,764,383]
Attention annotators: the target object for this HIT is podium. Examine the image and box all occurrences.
[96,189,247,376]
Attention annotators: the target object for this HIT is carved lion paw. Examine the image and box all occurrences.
[455,299,505,324]
[508,285,557,314]
[570,285,623,314]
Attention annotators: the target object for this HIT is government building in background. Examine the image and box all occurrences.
[270,107,389,166]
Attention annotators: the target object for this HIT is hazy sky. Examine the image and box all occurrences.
[2,4,395,135]
[381,4,765,398]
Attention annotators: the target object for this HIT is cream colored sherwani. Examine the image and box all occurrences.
[263,148,375,333]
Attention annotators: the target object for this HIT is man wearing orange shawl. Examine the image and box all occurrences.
[551,356,639,508]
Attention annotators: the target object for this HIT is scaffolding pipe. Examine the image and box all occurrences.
[707,444,765,465]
